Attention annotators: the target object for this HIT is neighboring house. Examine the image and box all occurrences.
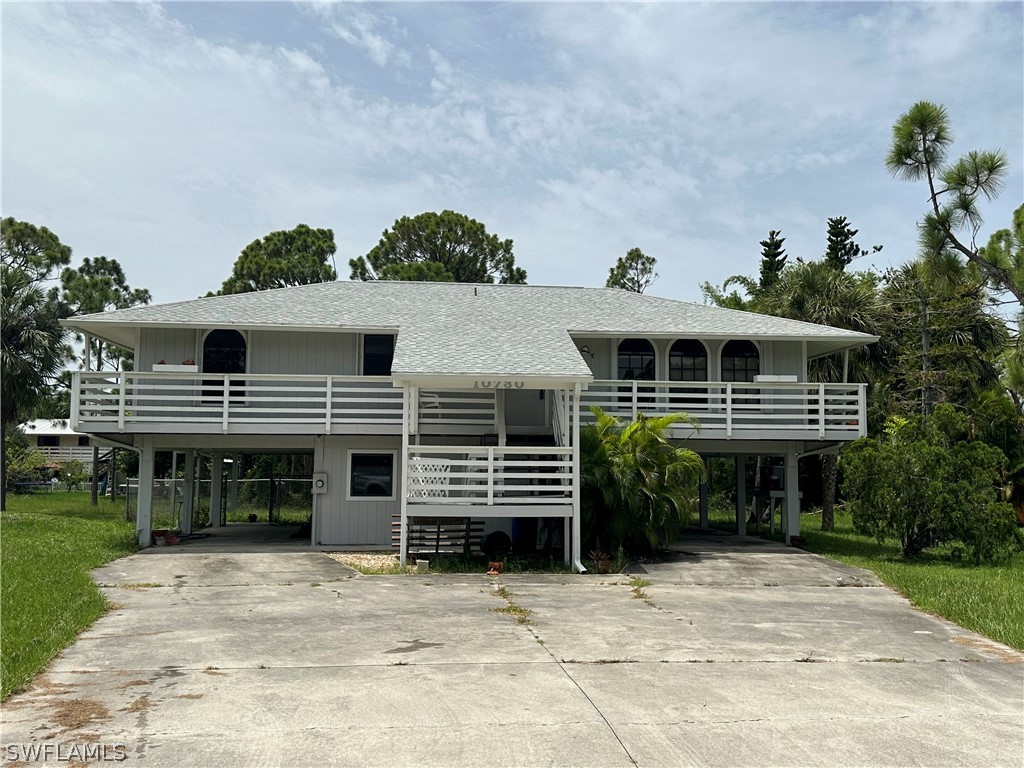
[18,419,96,469]
[63,281,877,569]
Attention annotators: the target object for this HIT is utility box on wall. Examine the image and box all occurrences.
[312,473,328,494]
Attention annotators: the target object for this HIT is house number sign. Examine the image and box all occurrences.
[473,380,526,389]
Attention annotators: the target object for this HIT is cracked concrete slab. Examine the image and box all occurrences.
[2,536,1021,767]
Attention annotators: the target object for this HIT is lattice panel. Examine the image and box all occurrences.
[408,458,451,498]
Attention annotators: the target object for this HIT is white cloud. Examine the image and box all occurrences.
[1,1,1020,305]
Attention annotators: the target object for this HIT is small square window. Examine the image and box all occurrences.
[78,436,91,446]
[349,452,395,499]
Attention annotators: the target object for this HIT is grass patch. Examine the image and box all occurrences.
[490,603,533,624]
[798,511,1024,651]
[1,492,138,699]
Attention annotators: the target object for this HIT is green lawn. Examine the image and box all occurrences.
[1,491,138,699]
[798,511,1024,651]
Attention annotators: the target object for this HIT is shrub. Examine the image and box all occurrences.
[841,406,1018,562]
[581,407,704,554]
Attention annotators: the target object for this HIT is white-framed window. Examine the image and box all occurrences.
[346,450,398,501]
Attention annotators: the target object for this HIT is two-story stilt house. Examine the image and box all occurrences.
[64,281,877,571]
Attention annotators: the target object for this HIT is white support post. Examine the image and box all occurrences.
[70,372,80,430]
[312,438,324,546]
[843,349,850,383]
[785,444,801,544]
[221,374,230,433]
[399,386,410,567]
[209,452,225,528]
[858,384,868,437]
[170,450,178,529]
[84,334,92,372]
[725,382,733,436]
[117,371,127,431]
[228,454,240,514]
[487,447,495,505]
[699,459,710,529]
[409,386,419,437]
[324,375,333,434]
[562,387,570,446]
[181,449,195,535]
[818,383,827,438]
[631,380,638,419]
[495,390,507,447]
[735,454,747,536]
[136,437,155,547]
[571,383,583,571]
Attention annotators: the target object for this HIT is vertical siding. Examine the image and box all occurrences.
[249,331,357,375]
[573,337,613,378]
[314,435,401,546]
[765,341,803,378]
[137,329,197,372]
[504,389,547,428]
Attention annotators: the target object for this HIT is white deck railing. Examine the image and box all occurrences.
[581,380,867,439]
[71,372,495,435]
[406,445,574,513]
[35,446,96,463]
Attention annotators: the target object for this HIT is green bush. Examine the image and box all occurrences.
[581,407,705,554]
[842,405,1018,562]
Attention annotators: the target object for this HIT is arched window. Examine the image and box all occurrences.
[202,330,247,374]
[617,339,656,381]
[721,340,760,383]
[669,340,708,382]
[202,330,247,401]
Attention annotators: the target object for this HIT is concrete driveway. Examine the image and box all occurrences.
[2,534,1021,767]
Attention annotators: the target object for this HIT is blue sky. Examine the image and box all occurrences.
[3,2,1022,305]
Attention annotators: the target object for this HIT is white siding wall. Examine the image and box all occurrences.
[249,331,358,376]
[504,389,548,429]
[764,341,804,378]
[314,435,400,547]
[137,329,197,372]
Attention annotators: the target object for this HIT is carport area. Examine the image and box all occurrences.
[2,535,1021,767]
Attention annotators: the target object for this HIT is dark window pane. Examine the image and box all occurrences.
[364,335,395,376]
[617,339,656,381]
[350,453,394,497]
[721,340,759,383]
[38,435,59,447]
[78,436,91,446]
[203,330,246,374]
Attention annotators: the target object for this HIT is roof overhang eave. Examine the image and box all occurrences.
[391,372,594,390]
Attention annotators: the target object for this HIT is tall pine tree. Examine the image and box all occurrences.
[824,216,881,271]
[758,230,787,291]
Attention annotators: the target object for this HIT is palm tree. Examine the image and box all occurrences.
[765,261,882,531]
[1,268,70,509]
[580,407,705,553]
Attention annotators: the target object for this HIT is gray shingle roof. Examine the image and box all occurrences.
[65,281,878,378]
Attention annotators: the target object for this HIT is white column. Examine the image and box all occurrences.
[571,383,582,570]
[698,457,710,529]
[181,449,195,536]
[399,386,410,567]
[209,451,225,527]
[169,451,178,528]
[228,453,240,514]
[784,444,801,543]
[136,437,155,547]
[312,438,324,546]
[735,454,747,536]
